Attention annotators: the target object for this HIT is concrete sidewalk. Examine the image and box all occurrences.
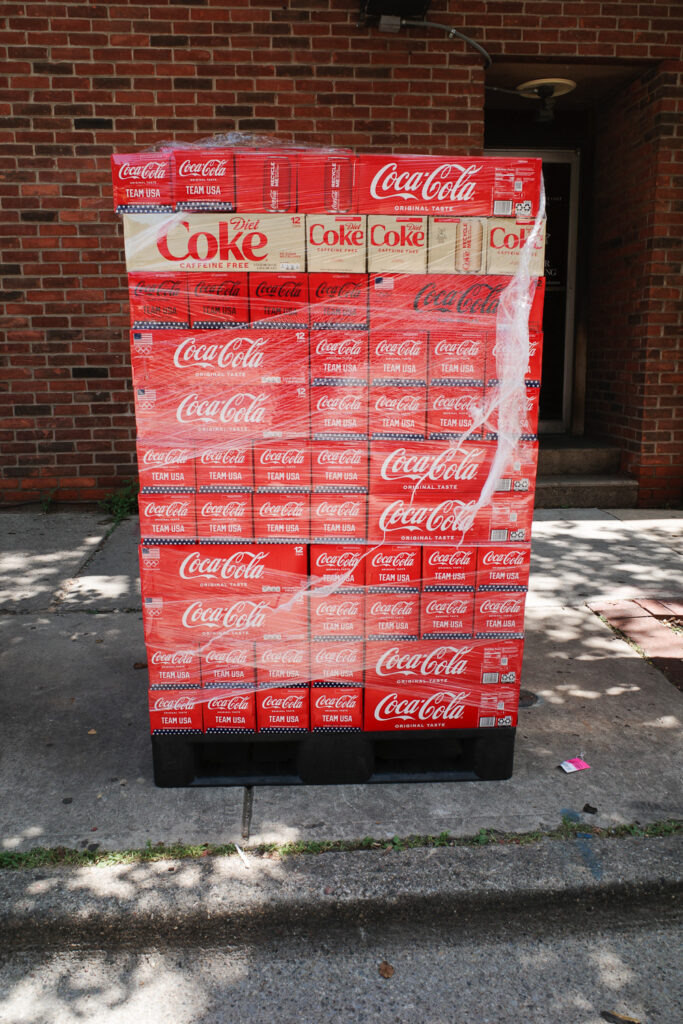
[1,507,681,854]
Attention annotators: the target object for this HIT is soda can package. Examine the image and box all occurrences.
[427,384,485,440]
[296,152,356,214]
[257,687,309,734]
[166,590,309,644]
[306,215,367,274]
[422,545,477,592]
[477,544,531,591]
[200,640,256,687]
[485,385,540,440]
[248,272,309,329]
[369,328,428,385]
[137,441,196,493]
[312,440,369,493]
[367,216,428,274]
[171,149,236,212]
[112,151,173,212]
[369,385,426,441]
[140,542,306,597]
[311,384,368,440]
[255,640,310,688]
[420,592,475,638]
[196,494,253,542]
[138,493,197,543]
[310,545,366,589]
[234,151,299,213]
[485,218,546,277]
[195,443,253,493]
[369,273,533,329]
[148,689,203,735]
[203,687,256,735]
[480,638,524,685]
[146,644,201,690]
[368,494,484,546]
[308,273,369,330]
[370,440,494,498]
[429,327,488,384]
[310,687,363,733]
[365,590,420,641]
[310,493,367,543]
[253,493,311,542]
[253,441,312,493]
[427,217,486,275]
[188,273,249,329]
[366,544,422,592]
[487,494,535,544]
[129,273,190,329]
[309,590,365,641]
[310,329,368,384]
[310,641,365,686]
[474,591,526,637]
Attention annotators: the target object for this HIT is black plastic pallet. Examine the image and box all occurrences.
[151,727,516,787]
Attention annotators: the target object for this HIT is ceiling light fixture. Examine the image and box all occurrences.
[359,1,492,69]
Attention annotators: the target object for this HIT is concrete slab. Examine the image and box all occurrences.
[61,517,141,611]
[1,604,680,851]
[0,513,110,612]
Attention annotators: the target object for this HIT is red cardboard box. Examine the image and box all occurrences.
[129,274,189,329]
[480,638,524,685]
[311,384,368,438]
[195,444,253,493]
[309,591,365,640]
[369,385,426,440]
[310,545,366,589]
[203,687,256,734]
[138,493,196,542]
[137,441,196,493]
[429,328,488,383]
[311,441,368,492]
[488,494,534,543]
[485,385,540,439]
[149,689,203,734]
[176,591,308,643]
[255,640,310,688]
[256,687,309,733]
[427,384,485,439]
[369,329,428,384]
[172,149,236,211]
[310,687,363,732]
[248,272,309,328]
[200,641,256,687]
[253,493,310,541]
[310,330,368,383]
[112,151,173,211]
[195,495,253,541]
[369,440,493,497]
[366,544,421,591]
[308,273,369,330]
[422,545,477,591]
[474,591,526,636]
[311,493,367,542]
[365,591,420,639]
[187,273,249,328]
[253,441,311,492]
[139,542,307,595]
[235,151,299,212]
[420,593,474,637]
[368,494,482,545]
[310,641,364,686]
[296,152,356,214]
[357,155,542,217]
[146,644,201,689]
[477,544,531,590]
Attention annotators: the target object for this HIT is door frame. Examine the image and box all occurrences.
[485,147,580,433]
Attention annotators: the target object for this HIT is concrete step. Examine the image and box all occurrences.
[534,473,639,508]
[537,439,621,476]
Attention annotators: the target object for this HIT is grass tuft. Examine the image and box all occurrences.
[99,480,139,523]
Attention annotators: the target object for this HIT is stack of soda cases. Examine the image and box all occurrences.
[111,144,545,772]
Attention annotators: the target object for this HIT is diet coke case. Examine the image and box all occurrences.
[306,215,367,274]
[357,155,542,217]
[310,687,363,732]
[112,151,173,212]
[200,641,256,687]
[137,441,196,493]
[296,152,356,214]
[477,544,531,591]
[422,545,477,591]
[310,641,364,685]
[255,640,310,688]
[128,274,189,329]
[311,441,369,492]
[310,493,367,543]
[366,545,422,591]
[427,217,486,275]
[308,274,368,330]
[188,274,249,328]
[367,216,428,274]
[370,329,428,385]
[146,644,201,689]
[171,149,236,211]
[253,493,311,542]
[256,687,309,734]
[253,441,311,492]
[248,272,309,329]
[474,591,526,637]
[310,545,366,589]
[310,330,368,383]
[203,688,256,734]
[195,444,253,493]
[420,593,474,637]
[138,493,196,542]
[196,495,253,542]
[365,591,420,640]
[149,689,203,735]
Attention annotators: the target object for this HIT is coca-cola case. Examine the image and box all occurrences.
[369,385,426,440]
[370,329,428,385]
[310,641,364,686]
[171,149,236,211]
[296,152,356,214]
[306,216,367,274]
[187,273,249,328]
[196,495,253,542]
[148,689,203,735]
[311,384,368,440]
[474,591,526,637]
[139,543,307,596]
[368,494,483,546]
[234,151,299,213]
[248,272,309,329]
[370,273,518,329]
[422,545,477,591]
[137,441,196,493]
[309,590,365,640]
[429,327,488,384]
[138,493,197,543]
[485,385,540,439]
[200,640,256,687]
[253,493,311,542]
[195,443,253,493]
[311,441,369,493]
[485,218,546,277]
[256,687,309,734]
[308,274,369,330]
[365,590,420,640]
[310,687,363,733]
[427,384,485,439]
[366,544,422,592]
[112,151,173,212]
[129,274,190,329]
[171,591,309,643]
[370,441,494,497]
[310,493,367,543]
[310,330,368,384]
[203,687,257,734]
[420,593,475,638]
[488,494,535,543]
[146,643,201,689]
[255,640,310,688]
[253,441,311,493]
[427,217,486,275]
[477,544,531,591]
[309,545,366,589]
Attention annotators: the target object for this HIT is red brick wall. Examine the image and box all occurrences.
[1,1,682,505]
[587,62,683,506]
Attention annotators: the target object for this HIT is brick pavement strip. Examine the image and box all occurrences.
[589,597,683,691]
